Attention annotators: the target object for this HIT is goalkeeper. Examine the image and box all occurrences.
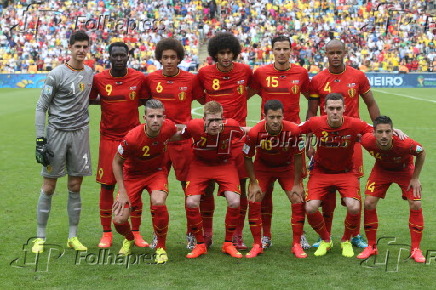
[32,30,94,254]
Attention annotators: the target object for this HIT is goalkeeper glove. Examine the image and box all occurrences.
[36,137,54,167]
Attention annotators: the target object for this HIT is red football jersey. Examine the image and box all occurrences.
[145,70,203,124]
[360,134,423,171]
[90,68,148,140]
[299,116,373,173]
[251,64,309,123]
[197,62,253,126]
[243,120,304,171]
[182,118,245,163]
[117,119,177,177]
[309,66,371,118]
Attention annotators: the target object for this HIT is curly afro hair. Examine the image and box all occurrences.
[208,32,241,61]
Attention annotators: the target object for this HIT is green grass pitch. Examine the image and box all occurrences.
[1,88,436,288]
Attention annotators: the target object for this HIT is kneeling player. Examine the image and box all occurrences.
[179,101,246,259]
[112,100,177,264]
[357,116,426,263]
[243,100,306,258]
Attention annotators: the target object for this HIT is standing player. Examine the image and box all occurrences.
[90,42,149,249]
[145,38,204,249]
[357,116,426,263]
[112,100,176,264]
[180,101,246,259]
[249,35,310,249]
[33,31,93,253]
[307,39,380,248]
[243,100,306,258]
[197,32,253,249]
[300,93,373,258]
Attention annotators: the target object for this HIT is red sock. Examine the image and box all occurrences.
[364,208,378,247]
[200,194,215,236]
[151,205,169,249]
[248,201,262,245]
[100,186,114,231]
[291,203,305,245]
[235,194,248,236]
[322,189,336,234]
[186,207,205,243]
[113,221,134,240]
[342,212,360,241]
[225,207,239,242]
[409,208,424,249]
[130,202,143,231]
[261,187,273,237]
[306,211,330,241]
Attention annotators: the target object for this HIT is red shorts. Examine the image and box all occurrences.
[96,138,119,185]
[256,169,296,193]
[185,159,240,196]
[352,143,364,178]
[306,168,360,202]
[123,171,169,209]
[232,139,248,179]
[364,166,418,201]
[163,139,193,181]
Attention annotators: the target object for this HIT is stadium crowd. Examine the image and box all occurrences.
[0,0,435,73]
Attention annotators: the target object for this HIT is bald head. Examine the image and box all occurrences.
[326,39,346,50]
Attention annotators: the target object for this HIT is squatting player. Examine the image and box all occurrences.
[243,100,306,258]
[300,93,373,258]
[307,39,380,248]
[33,31,93,253]
[178,101,246,259]
[197,32,253,249]
[90,42,149,248]
[357,116,426,263]
[249,35,310,249]
[145,37,204,249]
[112,100,176,264]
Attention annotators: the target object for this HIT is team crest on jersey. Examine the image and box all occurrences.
[178,92,186,101]
[79,82,85,92]
[129,91,136,100]
[348,88,356,98]
[291,85,300,94]
[237,85,245,94]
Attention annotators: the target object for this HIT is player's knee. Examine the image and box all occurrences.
[186,198,200,208]
[364,200,376,210]
[409,200,422,211]
[347,203,360,214]
[227,199,240,208]
[41,186,55,195]
[113,215,128,225]
[68,179,83,192]
[305,203,318,214]
[151,199,165,206]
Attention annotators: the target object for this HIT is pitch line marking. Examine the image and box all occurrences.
[373,89,436,104]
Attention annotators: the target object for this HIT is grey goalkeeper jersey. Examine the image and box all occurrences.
[35,64,93,137]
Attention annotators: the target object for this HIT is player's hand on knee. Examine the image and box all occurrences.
[35,137,54,167]
[113,190,129,216]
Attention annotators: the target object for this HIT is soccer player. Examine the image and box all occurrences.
[181,101,246,259]
[90,42,149,249]
[197,32,253,249]
[243,100,306,258]
[145,37,204,249]
[307,39,380,248]
[249,35,310,249]
[112,100,176,264]
[300,93,373,258]
[357,116,426,263]
[33,30,93,253]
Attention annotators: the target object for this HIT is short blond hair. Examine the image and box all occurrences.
[204,101,223,116]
